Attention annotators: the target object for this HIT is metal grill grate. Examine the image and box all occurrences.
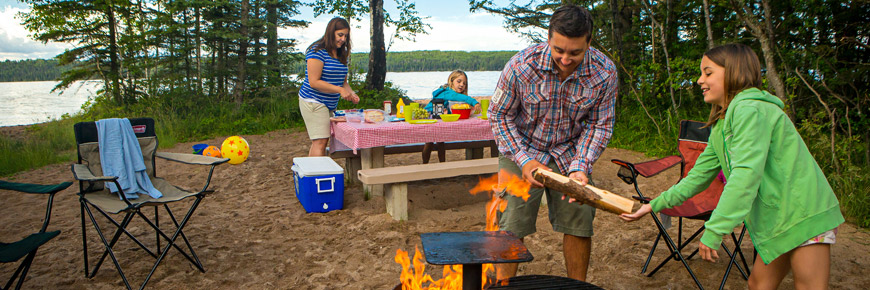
[486,275,604,290]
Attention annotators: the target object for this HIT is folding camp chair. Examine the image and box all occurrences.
[70,118,228,289]
[0,180,70,290]
[611,120,751,290]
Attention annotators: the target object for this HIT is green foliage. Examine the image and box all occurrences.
[798,116,870,227]
[289,50,518,73]
[0,59,70,82]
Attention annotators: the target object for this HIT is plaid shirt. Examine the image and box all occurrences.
[489,42,617,175]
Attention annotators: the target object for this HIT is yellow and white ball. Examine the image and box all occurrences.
[221,136,250,164]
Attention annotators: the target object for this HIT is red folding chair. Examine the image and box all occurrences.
[612,120,751,290]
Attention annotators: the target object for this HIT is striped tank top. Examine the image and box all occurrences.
[299,47,348,110]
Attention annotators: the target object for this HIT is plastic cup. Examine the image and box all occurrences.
[480,99,490,118]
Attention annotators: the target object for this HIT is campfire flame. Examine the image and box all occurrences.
[394,170,531,289]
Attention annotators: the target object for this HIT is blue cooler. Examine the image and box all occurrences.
[292,157,344,213]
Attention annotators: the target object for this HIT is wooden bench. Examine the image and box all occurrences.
[357,157,499,221]
[330,140,498,185]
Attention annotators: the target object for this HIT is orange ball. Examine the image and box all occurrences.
[202,146,222,158]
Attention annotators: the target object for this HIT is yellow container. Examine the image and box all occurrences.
[396,99,406,118]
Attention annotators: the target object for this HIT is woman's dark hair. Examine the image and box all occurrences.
[703,43,763,126]
[548,5,593,40]
[307,17,351,65]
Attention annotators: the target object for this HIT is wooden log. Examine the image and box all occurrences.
[532,169,635,215]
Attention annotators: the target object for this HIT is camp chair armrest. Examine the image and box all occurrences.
[0,180,72,195]
[71,164,118,182]
[156,152,230,166]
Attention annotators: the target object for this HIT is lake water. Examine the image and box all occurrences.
[0,81,102,127]
[0,71,501,127]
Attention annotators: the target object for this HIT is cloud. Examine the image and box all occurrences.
[281,13,540,53]
[0,6,69,60]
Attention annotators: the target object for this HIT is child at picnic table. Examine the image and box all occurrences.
[421,70,481,163]
[619,43,844,289]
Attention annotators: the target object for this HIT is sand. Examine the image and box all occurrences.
[2,128,869,289]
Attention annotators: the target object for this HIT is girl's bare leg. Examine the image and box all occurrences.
[790,244,831,290]
[748,251,791,290]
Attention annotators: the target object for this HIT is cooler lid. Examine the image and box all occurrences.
[292,157,343,176]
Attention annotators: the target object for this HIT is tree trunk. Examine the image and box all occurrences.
[365,0,386,91]
[663,0,676,110]
[252,3,263,90]
[610,0,625,91]
[732,0,787,103]
[234,0,250,104]
[196,6,203,93]
[266,0,279,86]
[702,0,714,49]
[106,5,122,105]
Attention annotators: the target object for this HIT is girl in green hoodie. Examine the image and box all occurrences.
[619,44,844,289]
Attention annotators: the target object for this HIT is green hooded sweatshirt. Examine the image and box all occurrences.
[650,88,844,264]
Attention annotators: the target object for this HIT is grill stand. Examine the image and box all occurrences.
[420,231,533,290]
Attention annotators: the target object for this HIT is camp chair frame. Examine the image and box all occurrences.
[611,120,751,290]
[71,118,228,290]
[1,181,71,290]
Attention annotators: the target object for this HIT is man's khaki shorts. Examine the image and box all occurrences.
[299,98,331,140]
[497,155,596,239]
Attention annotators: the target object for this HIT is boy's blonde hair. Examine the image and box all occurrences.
[703,44,763,127]
[441,70,468,95]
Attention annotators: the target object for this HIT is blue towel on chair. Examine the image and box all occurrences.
[96,118,162,200]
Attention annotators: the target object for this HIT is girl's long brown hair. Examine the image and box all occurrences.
[442,70,469,94]
[307,17,351,65]
[703,43,763,126]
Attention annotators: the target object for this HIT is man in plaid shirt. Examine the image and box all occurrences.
[489,4,617,282]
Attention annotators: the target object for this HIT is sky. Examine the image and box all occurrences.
[0,0,540,61]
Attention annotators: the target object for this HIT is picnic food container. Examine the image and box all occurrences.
[452,108,472,119]
[363,109,387,123]
[450,102,473,119]
[439,114,460,122]
[292,157,344,213]
[345,109,364,123]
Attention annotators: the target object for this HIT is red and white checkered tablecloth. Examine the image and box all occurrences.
[331,117,494,153]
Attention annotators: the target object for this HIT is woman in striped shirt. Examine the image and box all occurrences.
[299,17,359,156]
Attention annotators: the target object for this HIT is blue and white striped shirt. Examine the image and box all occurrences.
[299,47,348,110]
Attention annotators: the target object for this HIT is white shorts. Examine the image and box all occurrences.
[299,98,331,140]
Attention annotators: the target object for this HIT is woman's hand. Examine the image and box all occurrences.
[341,87,359,104]
[698,241,719,262]
[619,204,652,222]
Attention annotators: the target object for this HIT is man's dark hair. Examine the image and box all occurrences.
[548,5,594,40]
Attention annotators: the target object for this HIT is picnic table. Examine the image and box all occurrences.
[330,116,494,197]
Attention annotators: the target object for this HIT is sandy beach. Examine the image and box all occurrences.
[2,128,868,289]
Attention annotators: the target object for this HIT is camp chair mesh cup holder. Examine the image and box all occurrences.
[71,118,229,289]
[611,120,752,290]
[0,180,71,290]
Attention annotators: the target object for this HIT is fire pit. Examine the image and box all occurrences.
[486,275,604,289]
[419,231,533,290]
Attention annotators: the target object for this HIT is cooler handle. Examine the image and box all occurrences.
[316,177,335,193]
